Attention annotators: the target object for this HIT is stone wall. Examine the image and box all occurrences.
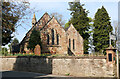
[66,24,84,55]
[1,56,117,77]
[1,56,52,74]
[40,17,67,54]
[52,58,116,77]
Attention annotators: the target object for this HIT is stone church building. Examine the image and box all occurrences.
[20,12,84,55]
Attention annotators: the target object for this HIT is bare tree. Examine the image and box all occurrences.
[2,0,38,46]
[113,21,118,48]
[50,12,65,27]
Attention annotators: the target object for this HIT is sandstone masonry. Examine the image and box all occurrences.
[1,56,117,77]
[20,13,84,55]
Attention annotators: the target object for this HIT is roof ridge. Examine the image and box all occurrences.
[40,17,53,31]
[65,23,72,31]
[37,12,51,23]
[52,16,65,31]
[40,16,66,32]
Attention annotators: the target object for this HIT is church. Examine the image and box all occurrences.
[20,12,84,55]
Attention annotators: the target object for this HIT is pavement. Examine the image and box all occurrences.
[0,71,74,79]
[0,71,118,79]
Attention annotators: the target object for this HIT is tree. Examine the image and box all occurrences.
[50,12,65,27]
[93,6,113,53]
[112,21,118,48]
[2,1,30,46]
[8,44,11,53]
[27,28,41,52]
[7,38,19,53]
[64,22,70,29]
[0,47,8,56]
[11,38,19,45]
[68,1,91,53]
[88,18,94,53]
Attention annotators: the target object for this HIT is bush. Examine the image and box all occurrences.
[0,47,8,56]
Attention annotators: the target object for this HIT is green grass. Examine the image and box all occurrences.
[1,51,106,57]
[1,52,52,57]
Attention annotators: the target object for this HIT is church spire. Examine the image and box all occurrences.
[32,13,37,27]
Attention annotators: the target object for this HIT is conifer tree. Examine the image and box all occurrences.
[93,6,113,53]
[27,28,41,51]
[11,38,19,45]
[68,2,91,53]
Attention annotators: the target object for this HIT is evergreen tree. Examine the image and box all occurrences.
[93,6,113,53]
[11,38,19,45]
[64,22,70,29]
[68,2,91,53]
[27,28,41,51]
[8,38,19,53]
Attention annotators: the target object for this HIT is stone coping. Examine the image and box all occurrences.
[0,56,106,59]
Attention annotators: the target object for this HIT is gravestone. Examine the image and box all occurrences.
[34,44,41,55]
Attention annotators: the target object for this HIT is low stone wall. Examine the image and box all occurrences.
[1,56,117,77]
[1,56,52,74]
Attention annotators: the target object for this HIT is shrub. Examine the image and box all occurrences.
[0,47,8,56]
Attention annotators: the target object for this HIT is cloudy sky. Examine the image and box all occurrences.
[5,0,118,48]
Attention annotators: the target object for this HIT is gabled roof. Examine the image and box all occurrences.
[65,23,74,31]
[40,16,66,32]
[40,17,53,31]
[20,12,51,45]
[66,23,84,40]
[31,12,51,28]
[64,25,71,31]
[105,45,117,50]
[37,12,50,23]
[20,25,35,45]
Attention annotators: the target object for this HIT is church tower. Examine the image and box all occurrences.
[32,13,37,27]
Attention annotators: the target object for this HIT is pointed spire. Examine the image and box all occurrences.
[33,13,36,18]
[32,13,37,27]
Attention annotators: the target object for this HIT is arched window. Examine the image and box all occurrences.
[57,34,59,45]
[73,39,75,50]
[69,39,71,49]
[47,34,49,45]
[51,29,54,45]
